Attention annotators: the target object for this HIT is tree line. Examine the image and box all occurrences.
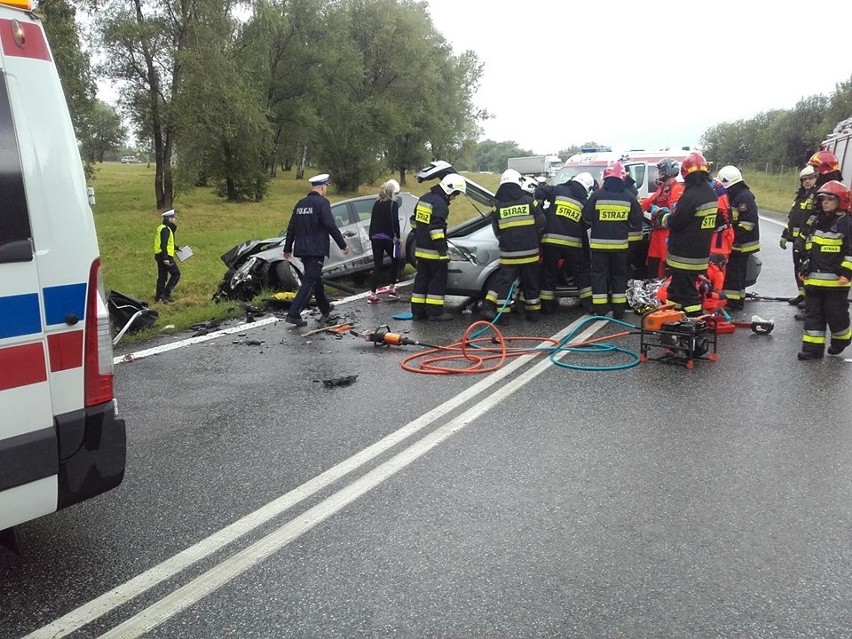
[37,0,852,209]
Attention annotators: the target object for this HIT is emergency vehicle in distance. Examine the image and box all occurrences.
[0,0,126,550]
[551,148,697,199]
[819,117,852,185]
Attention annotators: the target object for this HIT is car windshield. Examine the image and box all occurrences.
[550,166,604,186]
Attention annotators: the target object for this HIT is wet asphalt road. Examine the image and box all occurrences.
[3,213,852,638]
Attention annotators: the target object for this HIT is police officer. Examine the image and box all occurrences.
[582,161,644,319]
[716,165,760,310]
[283,174,349,327]
[481,169,546,323]
[796,180,852,360]
[535,172,593,313]
[154,209,180,303]
[653,152,718,317]
[410,173,466,321]
[780,165,818,306]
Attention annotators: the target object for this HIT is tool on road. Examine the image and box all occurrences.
[359,325,439,348]
[731,315,775,334]
[639,307,718,369]
[301,322,355,337]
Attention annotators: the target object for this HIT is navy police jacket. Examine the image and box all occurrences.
[283,190,347,258]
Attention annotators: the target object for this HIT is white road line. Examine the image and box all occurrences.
[760,214,785,227]
[27,315,602,639]
[95,321,606,639]
[112,281,412,365]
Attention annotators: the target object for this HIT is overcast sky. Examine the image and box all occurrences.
[424,0,852,155]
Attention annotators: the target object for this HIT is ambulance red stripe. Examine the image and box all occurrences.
[0,342,47,391]
[47,330,83,372]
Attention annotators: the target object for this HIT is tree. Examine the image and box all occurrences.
[81,100,127,163]
[473,140,532,173]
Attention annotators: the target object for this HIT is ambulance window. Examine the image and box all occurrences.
[626,164,645,191]
[0,75,32,263]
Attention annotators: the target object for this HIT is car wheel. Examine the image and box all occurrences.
[273,260,302,292]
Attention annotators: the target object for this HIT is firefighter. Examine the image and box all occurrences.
[582,161,644,319]
[807,150,843,188]
[481,169,546,323]
[641,158,684,278]
[535,172,594,313]
[410,173,466,321]
[780,165,818,306]
[716,165,759,310]
[796,180,852,360]
[652,152,718,317]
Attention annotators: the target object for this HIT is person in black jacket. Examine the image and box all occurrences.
[154,209,180,303]
[780,166,817,306]
[481,169,546,323]
[283,174,349,327]
[796,180,852,360]
[653,152,718,316]
[582,161,643,319]
[367,179,402,303]
[535,172,593,313]
[410,173,466,321]
[716,165,760,310]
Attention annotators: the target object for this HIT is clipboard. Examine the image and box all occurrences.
[176,246,193,262]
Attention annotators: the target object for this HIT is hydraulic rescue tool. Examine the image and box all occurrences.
[359,325,439,348]
[639,308,718,369]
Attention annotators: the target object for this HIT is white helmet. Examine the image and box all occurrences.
[500,168,524,187]
[386,178,400,193]
[716,165,743,190]
[799,165,817,180]
[439,173,466,197]
[571,172,595,194]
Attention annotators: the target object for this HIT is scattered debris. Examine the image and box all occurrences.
[317,375,358,388]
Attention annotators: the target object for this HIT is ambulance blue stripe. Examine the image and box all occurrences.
[0,293,41,338]
[43,283,87,326]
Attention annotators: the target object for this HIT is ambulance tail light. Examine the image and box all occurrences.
[84,258,115,406]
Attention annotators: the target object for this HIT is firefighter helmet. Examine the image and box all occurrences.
[716,165,743,189]
[680,152,710,178]
[816,180,851,211]
[439,173,467,197]
[656,158,680,180]
[602,161,626,181]
[807,150,840,175]
[799,165,817,180]
[572,172,595,194]
[499,168,524,187]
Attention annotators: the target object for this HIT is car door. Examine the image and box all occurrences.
[324,200,367,277]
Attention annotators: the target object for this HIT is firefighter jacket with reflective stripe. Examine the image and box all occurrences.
[582,184,643,251]
[536,180,588,249]
[782,186,815,242]
[726,183,760,253]
[154,223,176,258]
[413,185,451,261]
[490,183,545,265]
[801,211,852,288]
[661,179,718,272]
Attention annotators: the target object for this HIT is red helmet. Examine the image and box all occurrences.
[680,151,710,178]
[603,161,626,181]
[816,180,851,211]
[807,150,840,175]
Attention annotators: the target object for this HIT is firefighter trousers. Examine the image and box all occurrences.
[667,268,703,316]
[484,262,541,317]
[411,259,448,319]
[590,250,628,315]
[540,245,591,312]
[801,286,851,355]
[723,251,750,308]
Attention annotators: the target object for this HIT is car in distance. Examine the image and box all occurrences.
[214,192,418,301]
[121,155,142,164]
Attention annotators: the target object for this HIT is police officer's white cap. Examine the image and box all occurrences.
[308,173,330,186]
[161,209,176,218]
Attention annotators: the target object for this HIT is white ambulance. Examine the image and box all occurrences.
[550,148,696,199]
[820,117,852,186]
[0,0,125,549]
